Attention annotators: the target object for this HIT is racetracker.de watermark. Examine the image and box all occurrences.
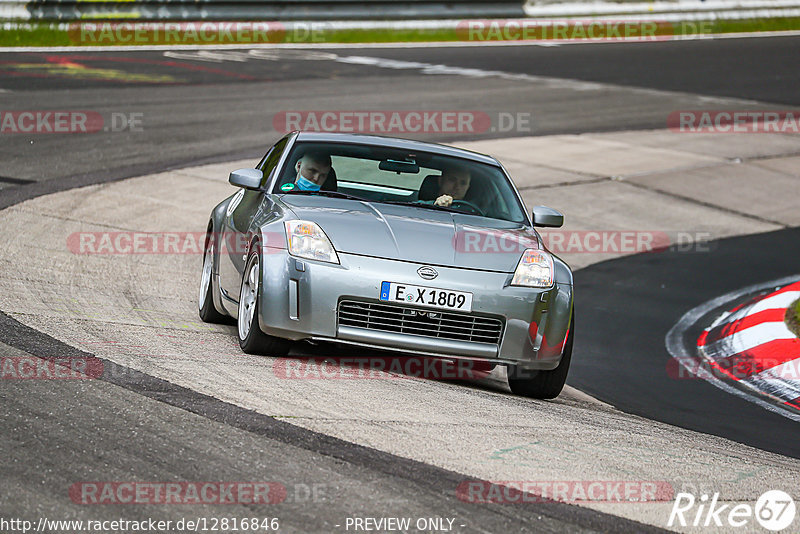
[0,111,143,134]
[67,231,273,255]
[69,482,287,505]
[0,356,103,379]
[456,480,675,503]
[667,356,800,381]
[456,229,715,255]
[539,230,714,254]
[273,357,493,380]
[455,20,713,41]
[70,22,288,45]
[273,110,533,135]
[668,110,800,133]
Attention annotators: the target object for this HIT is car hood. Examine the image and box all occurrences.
[279,195,539,272]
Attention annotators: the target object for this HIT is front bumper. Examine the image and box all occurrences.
[258,249,573,370]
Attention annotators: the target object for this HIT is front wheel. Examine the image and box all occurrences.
[237,250,291,356]
[198,236,228,324]
[508,314,574,399]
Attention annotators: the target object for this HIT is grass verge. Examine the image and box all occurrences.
[1,17,800,47]
[786,299,800,338]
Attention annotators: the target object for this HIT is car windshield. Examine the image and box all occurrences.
[272,141,527,223]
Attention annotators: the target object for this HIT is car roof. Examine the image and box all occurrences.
[293,131,501,166]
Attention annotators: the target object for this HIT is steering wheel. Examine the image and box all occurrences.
[450,199,485,216]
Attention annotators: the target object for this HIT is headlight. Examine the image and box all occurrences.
[284,221,339,264]
[511,249,554,288]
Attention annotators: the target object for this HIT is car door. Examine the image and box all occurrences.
[218,136,289,312]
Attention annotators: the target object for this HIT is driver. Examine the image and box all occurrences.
[294,151,332,191]
[433,165,471,207]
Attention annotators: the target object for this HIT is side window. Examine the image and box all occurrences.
[257,137,288,187]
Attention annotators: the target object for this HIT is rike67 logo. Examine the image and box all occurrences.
[669,490,796,531]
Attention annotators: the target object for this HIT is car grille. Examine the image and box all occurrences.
[337,300,503,345]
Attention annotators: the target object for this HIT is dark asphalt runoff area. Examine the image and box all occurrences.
[1,36,799,530]
[571,227,800,459]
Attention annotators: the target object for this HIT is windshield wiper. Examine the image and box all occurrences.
[376,200,463,214]
[284,190,368,202]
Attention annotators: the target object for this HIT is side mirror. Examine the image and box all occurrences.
[229,168,263,190]
[532,206,564,228]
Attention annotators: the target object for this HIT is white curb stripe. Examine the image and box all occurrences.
[744,290,800,316]
[710,290,800,329]
[742,374,800,404]
[704,321,796,356]
[746,360,800,389]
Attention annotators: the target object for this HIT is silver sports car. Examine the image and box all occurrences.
[199,132,574,398]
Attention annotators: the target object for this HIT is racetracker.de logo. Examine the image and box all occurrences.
[0,356,103,379]
[273,110,495,134]
[456,481,675,503]
[69,22,287,45]
[540,230,671,254]
[1,111,101,134]
[273,357,493,380]
[69,482,287,504]
[66,231,285,255]
[668,111,800,133]
[0,111,142,134]
[456,20,678,42]
[454,230,676,255]
[667,356,800,381]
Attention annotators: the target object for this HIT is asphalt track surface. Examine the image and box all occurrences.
[1,314,658,533]
[1,35,799,198]
[344,37,800,106]
[1,36,799,530]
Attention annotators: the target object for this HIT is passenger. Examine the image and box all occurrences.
[294,151,332,191]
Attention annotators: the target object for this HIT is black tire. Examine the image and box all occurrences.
[237,249,291,356]
[508,313,574,399]
[198,233,228,324]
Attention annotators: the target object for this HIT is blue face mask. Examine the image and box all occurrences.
[295,174,321,192]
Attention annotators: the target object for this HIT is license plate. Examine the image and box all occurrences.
[379,282,473,312]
